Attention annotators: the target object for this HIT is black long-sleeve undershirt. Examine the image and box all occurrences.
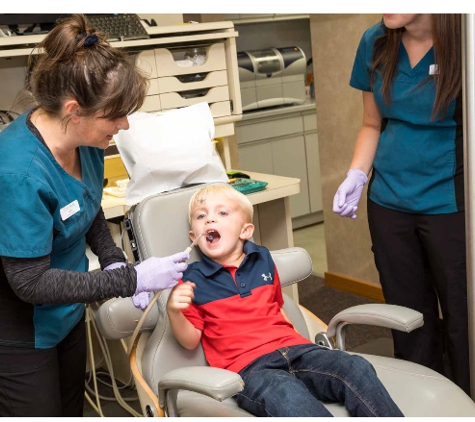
[1,208,137,304]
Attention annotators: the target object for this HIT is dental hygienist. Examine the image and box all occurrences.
[0,14,188,417]
[333,14,468,395]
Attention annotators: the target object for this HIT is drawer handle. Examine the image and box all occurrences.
[179,88,210,99]
[176,73,208,84]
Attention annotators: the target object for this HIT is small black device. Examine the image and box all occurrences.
[227,171,250,180]
[85,14,149,42]
[0,14,68,35]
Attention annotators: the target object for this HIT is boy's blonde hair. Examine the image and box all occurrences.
[188,184,254,224]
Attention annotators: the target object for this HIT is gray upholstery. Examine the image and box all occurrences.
[94,185,475,417]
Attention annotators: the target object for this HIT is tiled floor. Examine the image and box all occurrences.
[292,222,327,277]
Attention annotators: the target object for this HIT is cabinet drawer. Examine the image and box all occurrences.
[154,43,227,77]
[157,70,228,94]
[303,113,318,132]
[141,95,161,112]
[147,78,159,96]
[159,86,229,110]
[135,49,157,79]
[236,115,304,144]
[209,101,231,118]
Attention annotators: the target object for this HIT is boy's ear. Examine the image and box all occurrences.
[240,223,254,240]
[189,230,195,242]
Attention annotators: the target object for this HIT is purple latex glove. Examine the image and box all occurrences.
[132,292,151,310]
[135,251,189,294]
[103,262,149,309]
[333,169,368,219]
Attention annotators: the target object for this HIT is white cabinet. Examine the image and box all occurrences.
[236,103,323,228]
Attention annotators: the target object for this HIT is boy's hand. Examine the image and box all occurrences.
[167,281,196,313]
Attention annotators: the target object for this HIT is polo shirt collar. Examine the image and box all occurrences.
[196,240,262,277]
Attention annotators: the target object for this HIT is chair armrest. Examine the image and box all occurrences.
[158,366,244,410]
[327,304,423,336]
[325,304,423,351]
[94,297,159,340]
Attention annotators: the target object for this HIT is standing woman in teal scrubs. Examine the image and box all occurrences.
[0,14,189,416]
[333,15,468,394]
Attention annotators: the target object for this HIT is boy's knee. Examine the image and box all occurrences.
[349,354,377,376]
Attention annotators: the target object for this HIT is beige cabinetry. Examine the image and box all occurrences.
[236,102,322,228]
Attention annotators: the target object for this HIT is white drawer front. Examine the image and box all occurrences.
[159,86,229,109]
[236,115,304,144]
[141,95,161,112]
[147,78,159,96]
[157,70,228,94]
[154,43,227,77]
[135,49,157,79]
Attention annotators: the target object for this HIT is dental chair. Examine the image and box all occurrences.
[94,183,475,417]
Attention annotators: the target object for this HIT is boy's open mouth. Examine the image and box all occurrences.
[206,229,221,244]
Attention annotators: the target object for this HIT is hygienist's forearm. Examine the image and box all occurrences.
[168,310,201,350]
[349,125,380,176]
[1,255,137,304]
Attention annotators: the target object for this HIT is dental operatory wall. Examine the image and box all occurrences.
[310,14,383,298]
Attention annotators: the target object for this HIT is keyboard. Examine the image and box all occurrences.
[86,14,149,41]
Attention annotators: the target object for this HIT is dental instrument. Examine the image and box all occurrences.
[184,232,204,255]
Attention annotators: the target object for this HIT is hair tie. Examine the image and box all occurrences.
[79,31,99,47]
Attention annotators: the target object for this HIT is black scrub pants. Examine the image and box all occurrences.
[367,199,470,396]
[0,313,87,416]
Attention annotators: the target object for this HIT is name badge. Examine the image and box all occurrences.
[60,200,80,221]
[429,64,439,75]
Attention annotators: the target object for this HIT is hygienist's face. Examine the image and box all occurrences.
[79,112,129,149]
[382,14,421,29]
[189,195,254,264]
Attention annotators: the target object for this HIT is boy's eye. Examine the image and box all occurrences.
[196,214,205,220]
[219,211,228,216]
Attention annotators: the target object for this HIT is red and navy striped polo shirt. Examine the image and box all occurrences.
[181,241,311,373]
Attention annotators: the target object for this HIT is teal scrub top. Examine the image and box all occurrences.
[0,111,105,348]
[350,22,463,214]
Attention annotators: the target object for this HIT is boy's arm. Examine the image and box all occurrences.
[167,282,202,350]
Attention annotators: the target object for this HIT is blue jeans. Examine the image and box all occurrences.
[236,344,404,417]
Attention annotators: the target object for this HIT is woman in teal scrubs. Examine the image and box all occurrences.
[333,15,468,394]
[0,14,189,416]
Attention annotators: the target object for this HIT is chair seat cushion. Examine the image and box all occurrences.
[175,352,475,417]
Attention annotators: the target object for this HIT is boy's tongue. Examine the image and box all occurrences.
[207,230,221,244]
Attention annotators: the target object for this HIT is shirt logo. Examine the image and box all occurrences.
[261,272,273,282]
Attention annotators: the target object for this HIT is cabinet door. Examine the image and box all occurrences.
[272,135,310,218]
[238,142,274,175]
[304,132,323,213]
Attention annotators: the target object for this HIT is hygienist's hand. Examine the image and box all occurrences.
[167,282,196,313]
[103,262,160,309]
[333,169,368,219]
[135,252,189,294]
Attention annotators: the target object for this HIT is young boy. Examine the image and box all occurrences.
[167,184,403,417]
